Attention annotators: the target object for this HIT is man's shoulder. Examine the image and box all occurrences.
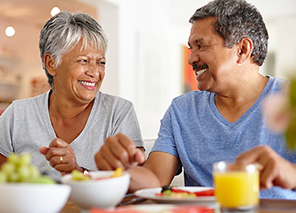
[172,90,210,103]
[267,76,287,92]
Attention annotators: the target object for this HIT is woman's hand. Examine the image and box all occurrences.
[236,145,296,190]
[95,133,145,170]
[39,138,82,175]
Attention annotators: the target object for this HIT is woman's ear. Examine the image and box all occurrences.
[44,53,57,76]
[237,37,253,64]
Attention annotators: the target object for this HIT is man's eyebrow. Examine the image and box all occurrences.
[188,38,205,47]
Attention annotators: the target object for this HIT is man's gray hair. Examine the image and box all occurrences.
[39,11,108,87]
[189,0,268,66]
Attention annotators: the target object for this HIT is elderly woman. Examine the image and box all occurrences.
[0,11,144,181]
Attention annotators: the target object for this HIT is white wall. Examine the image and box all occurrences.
[83,0,185,139]
[1,0,296,139]
[82,0,296,140]
[274,16,296,79]
[0,19,44,100]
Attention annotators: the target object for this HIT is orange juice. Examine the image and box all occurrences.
[214,170,259,208]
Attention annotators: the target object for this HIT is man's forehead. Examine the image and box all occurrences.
[188,18,218,40]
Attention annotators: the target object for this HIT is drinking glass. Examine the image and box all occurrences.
[213,161,259,212]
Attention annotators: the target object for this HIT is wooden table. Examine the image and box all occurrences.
[60,197,296,213]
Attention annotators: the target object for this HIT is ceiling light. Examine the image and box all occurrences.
[51,7,60,16]
[5,26,15,37]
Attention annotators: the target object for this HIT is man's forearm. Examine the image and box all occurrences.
[127,166,161,193]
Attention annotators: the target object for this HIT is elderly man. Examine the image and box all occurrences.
[95,0,296,199]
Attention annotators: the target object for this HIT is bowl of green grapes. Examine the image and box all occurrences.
[0,153,71,213]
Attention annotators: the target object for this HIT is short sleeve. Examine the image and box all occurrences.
[0,103,15,156]
[151,104,179,158]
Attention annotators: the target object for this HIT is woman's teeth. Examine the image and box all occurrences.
[195,68,207,76]
[79,81,95,87]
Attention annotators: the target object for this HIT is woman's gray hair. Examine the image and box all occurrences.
[189,0,268,66]
[39,11,108,87]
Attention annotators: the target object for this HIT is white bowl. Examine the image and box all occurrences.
[61,171,130,209]
[0,183,71,213]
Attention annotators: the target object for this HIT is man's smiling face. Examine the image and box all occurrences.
[187,17,239,93]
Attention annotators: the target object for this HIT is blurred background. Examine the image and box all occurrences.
[0,0,296,140]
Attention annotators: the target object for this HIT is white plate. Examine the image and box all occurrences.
[134,187,216,205]
[118,204,217,212]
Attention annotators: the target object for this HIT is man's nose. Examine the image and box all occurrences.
[188,50,200,66]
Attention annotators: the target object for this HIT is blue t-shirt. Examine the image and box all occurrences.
[152,76,296,199]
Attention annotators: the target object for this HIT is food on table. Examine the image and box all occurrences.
[71,167,123,181]
[71,169,91,181]
[0,153,55,184]
[155,186,215,198]
[110,167,123,177]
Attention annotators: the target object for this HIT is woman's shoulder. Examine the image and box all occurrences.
[11,92,48,107]
[2,92,48,118]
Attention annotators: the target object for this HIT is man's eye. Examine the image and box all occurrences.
[198,44,203,49]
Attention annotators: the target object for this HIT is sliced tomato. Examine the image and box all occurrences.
[170,188,190,193]
[194,189,215,196]
[94,177,108,181]
[171,206,214,213]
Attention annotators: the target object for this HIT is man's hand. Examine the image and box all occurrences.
[236,145,296,190]
[95,133,145,170]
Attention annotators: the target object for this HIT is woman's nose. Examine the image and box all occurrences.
[86,62,101,77]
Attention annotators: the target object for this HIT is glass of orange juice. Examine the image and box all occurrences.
[213,161,259,212]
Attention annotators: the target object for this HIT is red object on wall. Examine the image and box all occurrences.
[183,45,198,93]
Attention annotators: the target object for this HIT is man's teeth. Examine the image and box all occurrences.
[79,81,95,87]
[195,68,207,76]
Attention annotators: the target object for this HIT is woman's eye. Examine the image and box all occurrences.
[79,59,88,63]
[98,61,106,65]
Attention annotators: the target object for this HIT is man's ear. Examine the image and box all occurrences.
[44,53,57,76]
[237,37,253,64]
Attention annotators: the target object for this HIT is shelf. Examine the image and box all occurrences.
[0,81,21,101]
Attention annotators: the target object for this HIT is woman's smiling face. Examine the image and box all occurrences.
[52,39,106,104]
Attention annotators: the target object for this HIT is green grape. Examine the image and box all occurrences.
[29,165,40,179]
[0,153,55,184]
[71,169,90,181]
[1,162,16,176]
[18,165,31,181]
[7,153,20,165]
[9,172,20,182]
[0,172,7,183]
[19,153,32,166]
